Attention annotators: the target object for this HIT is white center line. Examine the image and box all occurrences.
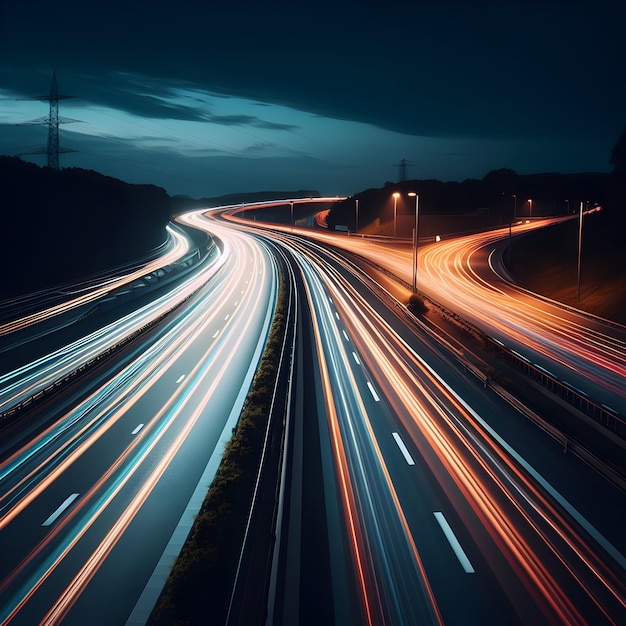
[367,381,380,402]
[433,511,475,574]
[392,432,415,465]
[352,352,361,365]
[342,330,350,342]
[334,311,340,320]
[224,314,230,321]
[43,493,79,527]
[175,374,185,384]
[212,330,220,338]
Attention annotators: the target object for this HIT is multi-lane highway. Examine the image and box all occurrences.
[283,214,626,418]
[0,200,624,625]
[0,211,277,624]
[257,224,625,625]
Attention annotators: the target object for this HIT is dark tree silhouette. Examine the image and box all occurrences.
[0,156,171,298]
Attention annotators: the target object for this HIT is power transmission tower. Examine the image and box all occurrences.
[17,70,78,170]
[394,158,413,183]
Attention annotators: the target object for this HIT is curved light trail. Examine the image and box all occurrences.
[271,231,624,625]
[0,210,278,624]
[0,223,191,339]
[1,198,623,625]
[282,214,626,418]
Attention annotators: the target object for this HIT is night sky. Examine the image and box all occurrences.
[1,0,624,198]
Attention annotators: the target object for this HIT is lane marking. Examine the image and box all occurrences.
[212,330,220,338]
[43,493,79,527]
[433,511,475,573]
[367,382,380,402]
[334,311,340,320]
[342,330,350,342]
[224,314,230,321]
[175,374,186,384]
[234,300,239,306]
[392,432,415,465]
[131,423,145,435]
[352,352,361,365]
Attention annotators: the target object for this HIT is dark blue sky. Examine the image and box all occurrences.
[1,0,624,197]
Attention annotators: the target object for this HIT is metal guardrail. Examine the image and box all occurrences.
[0,237,217,425]
[495,343,625,438]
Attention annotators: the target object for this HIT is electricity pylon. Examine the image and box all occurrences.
[17,70,78,170]
[394,158,413,183]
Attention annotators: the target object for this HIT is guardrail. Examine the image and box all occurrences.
[352,245,625,441]
[496,345,625,437]
[0,236,217,425]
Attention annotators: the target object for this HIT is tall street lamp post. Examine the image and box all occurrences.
[393,192,400,237]
[528,198,533,217]
[577,200,584,301]
[408,192,419,292]
[509,194,516,264]
[355,198,359,234]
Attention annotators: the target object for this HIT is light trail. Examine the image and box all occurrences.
[0,210,278,624]
[0,223,221,418]
[315,217,626,413]
[0,223,191,338]
[261,224,624,624]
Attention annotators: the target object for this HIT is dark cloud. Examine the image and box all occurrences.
[203,113,296,131]
[1,1,623,141]
[1,0,624,197]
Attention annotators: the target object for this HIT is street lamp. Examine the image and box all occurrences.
[577,200,583,300]
[355,197,359,234]
[528,198,533,217]
[290,201,294,232]
[393,192,400,237]
[509,194,517,264]
[408,192,419,292]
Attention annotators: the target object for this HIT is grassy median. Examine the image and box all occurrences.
[148,266,287,626]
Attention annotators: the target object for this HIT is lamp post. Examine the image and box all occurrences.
[408,192,419,292]
[290,201,294,232]
[393,192,400,237]
[577,200,583,301]
[528,198,533,217]
[355,198,359,234]
[508,194,516,265]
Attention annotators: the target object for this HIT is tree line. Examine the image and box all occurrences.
[0,157,171,298]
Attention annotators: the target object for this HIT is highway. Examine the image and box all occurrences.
[258,225,625,625]
[0,200,624,625]
[0,210,277,624]
[282,214,626,419]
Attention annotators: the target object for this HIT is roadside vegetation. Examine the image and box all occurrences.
[407,293,428,315]
[148,268,287,626]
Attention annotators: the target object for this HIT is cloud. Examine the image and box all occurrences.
[202,113,297,131]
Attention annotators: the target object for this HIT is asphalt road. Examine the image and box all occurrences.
[0,211,277,625]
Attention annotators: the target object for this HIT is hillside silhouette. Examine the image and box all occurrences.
[326,161,626,324]
[0,156,171,298]
[327,168,626,236]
